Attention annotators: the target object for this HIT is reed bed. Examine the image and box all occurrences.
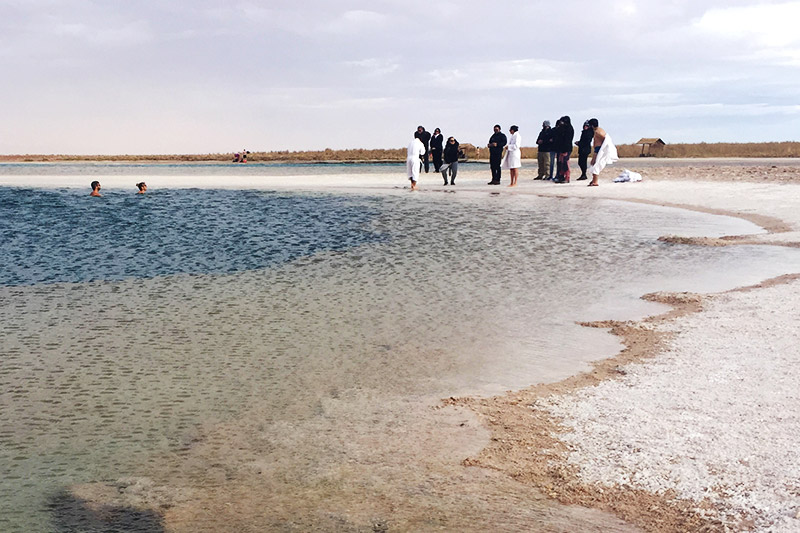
[2,142,798,163]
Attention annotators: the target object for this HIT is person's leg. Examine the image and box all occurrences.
[564,153,570,183]
[450,162,458,185]
[549,152,556,179]
[489,158,500,184]
[588,154,599,186]
[554,153,564,182]
[509,168,518,186]
[536,151,547,179]
[578,151,588,179]
[423,152,430,173]
[433,151,442,173]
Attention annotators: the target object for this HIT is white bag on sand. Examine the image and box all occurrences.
[614,169,643,183]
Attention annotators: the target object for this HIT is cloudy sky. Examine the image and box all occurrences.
[1,0,799,154]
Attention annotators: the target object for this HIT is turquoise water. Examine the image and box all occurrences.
[3,175,800,531]
[0,188,383,285]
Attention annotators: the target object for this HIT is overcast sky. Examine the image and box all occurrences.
[1,0,799,154]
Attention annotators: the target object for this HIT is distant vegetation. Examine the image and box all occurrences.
[2,142,799,162]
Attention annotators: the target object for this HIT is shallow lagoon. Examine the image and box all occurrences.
[3,176,800,531]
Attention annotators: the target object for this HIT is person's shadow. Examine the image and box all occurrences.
[48,490,165,533]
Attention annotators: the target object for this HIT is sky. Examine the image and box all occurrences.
[1,0,799,154]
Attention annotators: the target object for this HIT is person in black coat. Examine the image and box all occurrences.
[535,120,552,180]
[487,124,507,185]
[414,126,432,173]
[441,136,460,185]
[553,116,574,183]
[429,128,444,172]
[575,120,593,180]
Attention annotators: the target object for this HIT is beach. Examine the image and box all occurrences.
[2,158,800,532]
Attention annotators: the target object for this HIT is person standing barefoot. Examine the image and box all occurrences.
[502,125,522,187]
[406,132,426,191]
[588,118,618,186]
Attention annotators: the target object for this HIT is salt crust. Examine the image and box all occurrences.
[543,280,800,532]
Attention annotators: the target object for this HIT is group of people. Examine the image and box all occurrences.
[406,118,617,189]
[232,149,249,163]
[408,126,462,190]
[89,181,147,196]
[536,117,615,186]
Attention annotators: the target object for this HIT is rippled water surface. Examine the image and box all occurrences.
[3,178,800,532]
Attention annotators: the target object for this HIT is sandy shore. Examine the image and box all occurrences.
[436,161,800,532]
[18,159,800,531]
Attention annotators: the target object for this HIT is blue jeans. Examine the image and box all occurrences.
[549,152,557,179]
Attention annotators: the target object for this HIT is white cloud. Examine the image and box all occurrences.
[694,2,800,48]
[429,59,579,90]
[321,10,389,34]
[343,58,400,77]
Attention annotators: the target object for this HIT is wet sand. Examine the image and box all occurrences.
[9,159,800,532]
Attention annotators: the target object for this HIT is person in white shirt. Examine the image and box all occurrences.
[406,134,426,190]
[501,125,522,187]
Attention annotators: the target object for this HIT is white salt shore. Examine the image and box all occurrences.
[543,280,800,531]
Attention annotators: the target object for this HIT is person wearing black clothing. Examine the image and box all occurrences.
[414,126,432,173]
[441,136,460,185]
[575,120,593,180]
[535,121,552,180]
[430,128,444,172]
[553,116,574,183]
[487,124,507,185]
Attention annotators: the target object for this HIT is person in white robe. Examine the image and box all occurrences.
[501,125,522,187]
[406,136,426,190]
[588,118,618,186]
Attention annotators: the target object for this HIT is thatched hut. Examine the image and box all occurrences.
[636,138,666,157]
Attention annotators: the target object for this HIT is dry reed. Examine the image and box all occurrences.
[1,142,798,163]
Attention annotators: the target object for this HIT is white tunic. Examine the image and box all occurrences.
[406,138,426,181]
[591,134,619,175]
[501,132,522,169]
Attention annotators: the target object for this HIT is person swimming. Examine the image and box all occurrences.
[136,182,147,194]
[90,181,102,197]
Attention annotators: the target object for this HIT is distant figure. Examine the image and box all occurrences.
[407,133,426,191]
[487,124,507,185]
[575,120,593,180]
[546,120,558,180]
[136,182,147,194]
[501,125,522,187]
[535,121,552,180]
[233,152,241,163]
[588,118,619,186]
[242,150,249,163]
[90,181,102,197]
[430,128,444,172]
[554,116,574,183]
[441,136,460,185]
[414,126,432,173]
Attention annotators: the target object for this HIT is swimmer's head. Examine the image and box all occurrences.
[136,182,147,191]
[91,181,100,190]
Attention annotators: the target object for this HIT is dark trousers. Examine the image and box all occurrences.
[578,150,590,177]
[422,151,430,172]
[431,149,442,172]
[490,158,502,183]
